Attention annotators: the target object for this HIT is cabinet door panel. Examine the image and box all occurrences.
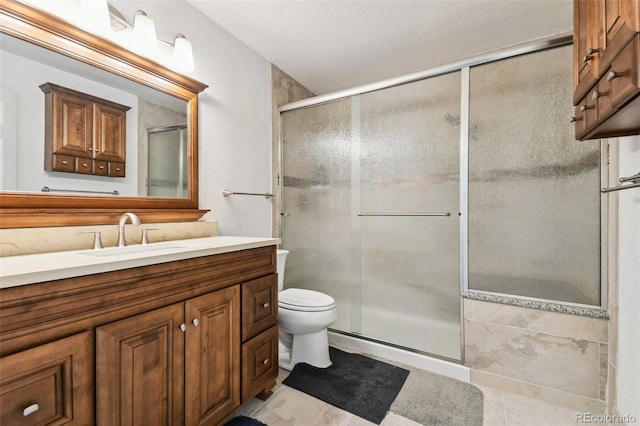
[96,304,185,426]
[53,91,93,158]
[185,286,240,426]
[0,331,94,425]
[93,102,127,163]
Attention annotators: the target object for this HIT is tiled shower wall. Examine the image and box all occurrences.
[464,298,608,414]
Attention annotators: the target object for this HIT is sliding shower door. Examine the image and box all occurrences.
[281,72,462,361]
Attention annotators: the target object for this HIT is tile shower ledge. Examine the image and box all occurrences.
[461,291,609,319]
[0,236,280,289]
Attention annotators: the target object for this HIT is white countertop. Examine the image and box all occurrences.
[0,236,280,289]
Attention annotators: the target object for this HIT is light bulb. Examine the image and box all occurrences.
[133,10,158,55]
[172,34,194,73]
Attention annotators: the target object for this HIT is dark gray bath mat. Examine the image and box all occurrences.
[282,346,410,424]
[223,416,267,426]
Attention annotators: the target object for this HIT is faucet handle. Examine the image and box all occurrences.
[78,231,104,250]
[141,228,159,245]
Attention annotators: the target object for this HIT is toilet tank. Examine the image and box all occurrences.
[276,250,289,292]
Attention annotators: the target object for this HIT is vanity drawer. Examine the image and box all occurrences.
[108,161,125,177]
[51,154,75,172]
[75,157,93,174]
[94,160,108,176]
[0,331,93,425]
[241,325,278,403]
[242,274,277,341]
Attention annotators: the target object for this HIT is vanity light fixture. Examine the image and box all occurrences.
[133,10,158,55]
[107,7,195,73]
[172,34,195,73]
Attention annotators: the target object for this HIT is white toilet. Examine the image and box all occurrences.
[277,249,337,370]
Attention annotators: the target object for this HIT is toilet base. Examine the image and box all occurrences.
[278,328,332,371]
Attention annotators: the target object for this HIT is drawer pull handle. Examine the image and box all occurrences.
[83,163,89,168]
[570,116,583,123]
[582,48,600,63]
[23,403,39,417]
[580,105,594,112]
[62,160,68,165]
[263,358,269,365]
[116,167,122,171]
[179,323,187,332]
[192,318,199,327]
[99,165,105,169]
[607,71,624,81]
[591,90,606,100]
[262,302,270,308]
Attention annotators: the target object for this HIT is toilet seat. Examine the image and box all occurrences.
[279,288,336,312]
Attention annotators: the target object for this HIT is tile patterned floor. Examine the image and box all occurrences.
[237,367,585,426]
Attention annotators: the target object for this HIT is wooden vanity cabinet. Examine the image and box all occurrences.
[0,332,94,425]
[573,0,640,140]
[0,245,278,426]
[40,82,130,176]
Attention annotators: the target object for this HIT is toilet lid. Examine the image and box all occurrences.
[279,288,336,312]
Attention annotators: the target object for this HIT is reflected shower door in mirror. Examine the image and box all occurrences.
[146,125,188,197]
[0,32,188,198]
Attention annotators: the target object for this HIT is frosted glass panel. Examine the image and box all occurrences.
[281,99,354,332]
[358,74,461,359]
[468,45,601,305]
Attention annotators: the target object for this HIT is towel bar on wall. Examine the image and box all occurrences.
[42,186,119,195]
[222,190,274,199]
[601,172,640,193]
[357,212,451,217]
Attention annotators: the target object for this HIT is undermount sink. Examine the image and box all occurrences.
[77,244,188,257]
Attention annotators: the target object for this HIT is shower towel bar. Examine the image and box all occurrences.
[42,186,119,195]
[601,171,640,193]
[357,212,451,217]
[222,190,274,199]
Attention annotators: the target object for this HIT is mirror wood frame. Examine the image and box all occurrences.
[0,0,209,228]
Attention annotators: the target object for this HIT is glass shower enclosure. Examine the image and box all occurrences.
[281,71,462,361]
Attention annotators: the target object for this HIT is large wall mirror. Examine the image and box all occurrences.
[0,0,208,228]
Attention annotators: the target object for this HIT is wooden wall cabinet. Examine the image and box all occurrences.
[0,246,278,426]
[40,82,130,177]
[573,0,640,140]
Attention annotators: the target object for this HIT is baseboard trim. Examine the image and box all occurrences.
[328,331,470,382]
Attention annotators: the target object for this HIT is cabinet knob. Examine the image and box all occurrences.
[62,160,68,165]
[591,90,606,100]
[607,71,624,81]
[116,167,122,171]
[23,403,40,417]
[569,116,583,123]
[262,302,270,308]
[99,165,105,169]
[179,323,187,332]
[580,105,594,112]
[192,318,199,327]
[82,163,89,168]
[263,358,269,365]
[582,55,594,63]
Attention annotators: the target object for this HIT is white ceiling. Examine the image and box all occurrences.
[187,0,573,95]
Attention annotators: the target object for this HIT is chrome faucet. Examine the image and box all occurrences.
[117,212,141,247]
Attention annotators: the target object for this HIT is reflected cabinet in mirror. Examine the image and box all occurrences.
[0,0,208,228]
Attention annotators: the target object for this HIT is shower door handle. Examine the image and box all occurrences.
[357,212,451,217]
